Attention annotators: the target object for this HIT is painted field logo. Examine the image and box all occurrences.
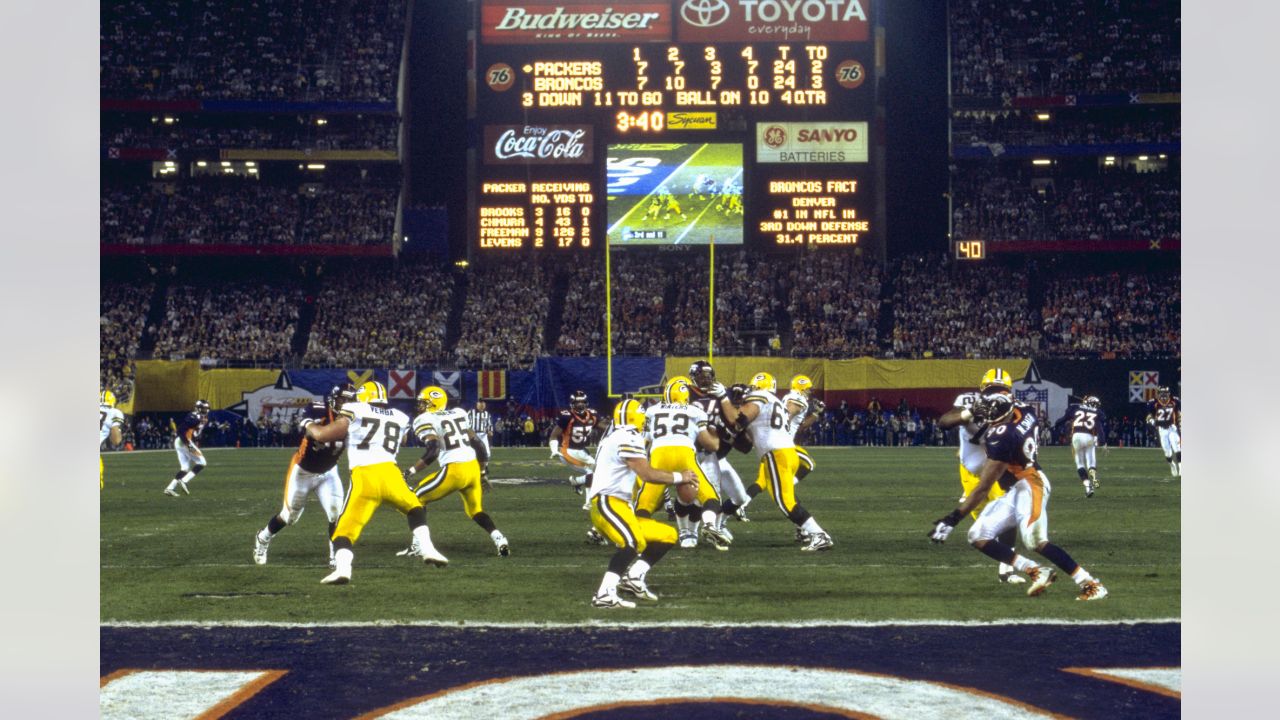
[756,121,867,163]
[484,125,594,164]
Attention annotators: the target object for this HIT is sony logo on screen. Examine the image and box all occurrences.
[494,127,589,160]
[494,6,663,31]
[681,0,866,27]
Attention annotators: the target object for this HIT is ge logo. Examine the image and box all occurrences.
[681,0,731,28]
[762,125,787,149]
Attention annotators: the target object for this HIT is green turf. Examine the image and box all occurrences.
[100,446,1179,623]
[608,143,744,245]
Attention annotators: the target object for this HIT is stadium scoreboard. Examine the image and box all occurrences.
[468,0,883,256]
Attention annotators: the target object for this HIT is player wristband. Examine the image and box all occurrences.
[942,510,964,527]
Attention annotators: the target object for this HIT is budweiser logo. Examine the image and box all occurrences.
[485,125,594,164]
[493,6,662,31]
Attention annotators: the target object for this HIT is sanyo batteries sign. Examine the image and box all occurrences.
[756,121,868,163]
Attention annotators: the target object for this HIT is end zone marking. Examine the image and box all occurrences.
[1061,666,1181,699]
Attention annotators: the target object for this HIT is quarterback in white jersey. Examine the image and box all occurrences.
[99,391,125,490]
[402,387,508,556]
[306,380,447,585]
[587,398,696,609]
[782,374,820,483]
[717,373,833,551]
[937,368,1023,583]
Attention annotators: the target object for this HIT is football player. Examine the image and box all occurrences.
[253,385,351,567]
[1059,395,1107,497]
[929,389,1108,601]
[401,387,509,557]
[1145,386,1181,477]
[936,368,1025,583]
[588,398,698,608]
[637,376,729,550]
[549,389,600,493]
[689,361,752,532]
[693,173,718,200]
[164,399,210,496]
[716,372,834,551]
[783,375,822,484]
[305,380,448,584]
[99,390,125,490]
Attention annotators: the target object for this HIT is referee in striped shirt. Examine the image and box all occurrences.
[468,401,493,476]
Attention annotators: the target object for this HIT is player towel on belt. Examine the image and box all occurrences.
[479,371,507,400]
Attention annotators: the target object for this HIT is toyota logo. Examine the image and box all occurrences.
[681,0,731,28]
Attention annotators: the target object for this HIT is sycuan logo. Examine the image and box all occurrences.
[484,125,593,164]
[681,0,731,28]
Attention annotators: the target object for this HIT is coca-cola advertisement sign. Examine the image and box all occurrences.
[484,125,594,164]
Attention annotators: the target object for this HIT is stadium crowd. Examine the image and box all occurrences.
[951,110,1180,147]
[102,116,400,151]
[555,265,605,356]
[1040,270,1180,358]
[454,264,550,370]
[300,186,398,245]
[951,164,1180,243]
[609,253,669,357]
[152,281,302,363]
[786,254,883,358]
[100,0,407,102]
[305,263,453,367]
[101,186,159,245]
[100,281,152,400]
[160,181,300,246]
[949,0,1180,99]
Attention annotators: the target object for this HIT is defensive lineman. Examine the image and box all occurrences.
[164,399,209,496]
[929,389,1108,601]
[99,390,125,490]
[937,368,1025,583]
[689,361,752,533]
[306,380,447,584]
[716,372,834,551]
[549,389,599,493]
[1146,386,1181,477]
[588,398,698,608]
[402,386,509,556]
[1059,395,1106,497]
[253,385,351,567]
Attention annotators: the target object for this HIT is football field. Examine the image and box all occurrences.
[100,445,1180,624]
[606,143,744,245]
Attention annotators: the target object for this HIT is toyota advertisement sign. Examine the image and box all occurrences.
[677,0,871,42]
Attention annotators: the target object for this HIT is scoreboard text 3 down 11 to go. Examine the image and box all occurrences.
[470,0,882,253]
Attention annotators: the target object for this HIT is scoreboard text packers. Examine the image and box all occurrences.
[469,0,883,255]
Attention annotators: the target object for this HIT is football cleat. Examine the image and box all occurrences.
[586,527,610,546]
[700,523,731,551]
[998,565,1026,584]
[1076,580,1109,601]
[1088,467,1099,487]
[1026,567,1058,597]
[801,532,834,552]
[591,591,635,609]
[177,479,190,494]
[163,487,180,497]
[716,520,734,543]
[678,531,698,549]
[493,532,510,557]
[618,576,658,601]
[409,538,449,567]
[734,507,751,523]
[320,568,351,585]
[794,526,809,544]
[253,533,270,565]
[1083,479,1095,498]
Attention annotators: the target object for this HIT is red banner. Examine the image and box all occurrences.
[676,0,871,43]
[481,1,672,44]
[388,370,417,400]
[478,370,508,400]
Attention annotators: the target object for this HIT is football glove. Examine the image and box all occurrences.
[708,382,728,400]
[929,510,964,544]
[810,399,826,415]
[549,439,561,459]
[480,467,491,491]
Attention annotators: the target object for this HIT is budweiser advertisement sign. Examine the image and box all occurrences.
[484,125,594,164]
[677,0,870,42]
[481,1,672,44]
[756,121,868,163]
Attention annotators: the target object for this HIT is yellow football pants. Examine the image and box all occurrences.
[333,462,423,543]
[959,464,1006,520]
[591,494,677,553]
[755,448,800,515]
[414,459,484,518]
[636,445,717,514]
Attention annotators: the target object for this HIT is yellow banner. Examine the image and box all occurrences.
[132,362,284,411]
[198,369,281,410]
[665,357,1030,391]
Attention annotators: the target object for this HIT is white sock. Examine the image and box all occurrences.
[1012,555,1037,573]
[628,559,651,581]
[328,541,334,558]
[333,547,353,572]
[412,525,435,549]
[675,514,690,534]
[598,571,621,596]
[701,508,717,525]
[165,480,178,491]
[258,528,272,542]
[180,471,196,484]
[1071,567,1095,585]
[800,517,824,536]
[490,529,505,542]
[998,562,1015,575]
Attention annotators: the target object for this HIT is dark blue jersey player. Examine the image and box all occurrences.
[928,389,1109,601]
[1058,396,1106,497]
[1145,386,1181,477]
[165,399,209,496]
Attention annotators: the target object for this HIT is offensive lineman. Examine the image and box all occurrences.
[716,372,834,551]
[253,385,351,567]
[99,390,125,490]
[636,376,730,550]
[929,389,1108,601]
[689,361,752,533]
[401,386,509,556]
[549,389,600,493]
[1059,395,1107,497]
[1146,386,1181,477]
[937,368,1025,583]
[164,399,209,496]
[305,380,448,584]
[588,398,698,608]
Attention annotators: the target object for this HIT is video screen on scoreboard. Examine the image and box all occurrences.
[606,143,743,246]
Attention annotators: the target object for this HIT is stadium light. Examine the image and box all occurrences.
[1138,155,1149,161]
[221,161,231,167]
[455,260,469,268]
[163,116,176,124]
[245,161,256,167]
[1032,159,1052,165]
[164,160,175,167]
[316,118,328,126]
[1035,112,1051,121]
[306,163,326,170]
[196,161,207,167]
[1159,154,1167,159]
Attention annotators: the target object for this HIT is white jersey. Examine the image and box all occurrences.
[99,404,125,446]
[337,402,411,469]
[644,402,709,451]
[782,391,809,437]
[587,425,649,501]
[744,391,795,456]
[953,392,987,475]
[411,407,476,466]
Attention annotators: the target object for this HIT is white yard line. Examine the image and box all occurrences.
[101,618,1181,629]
